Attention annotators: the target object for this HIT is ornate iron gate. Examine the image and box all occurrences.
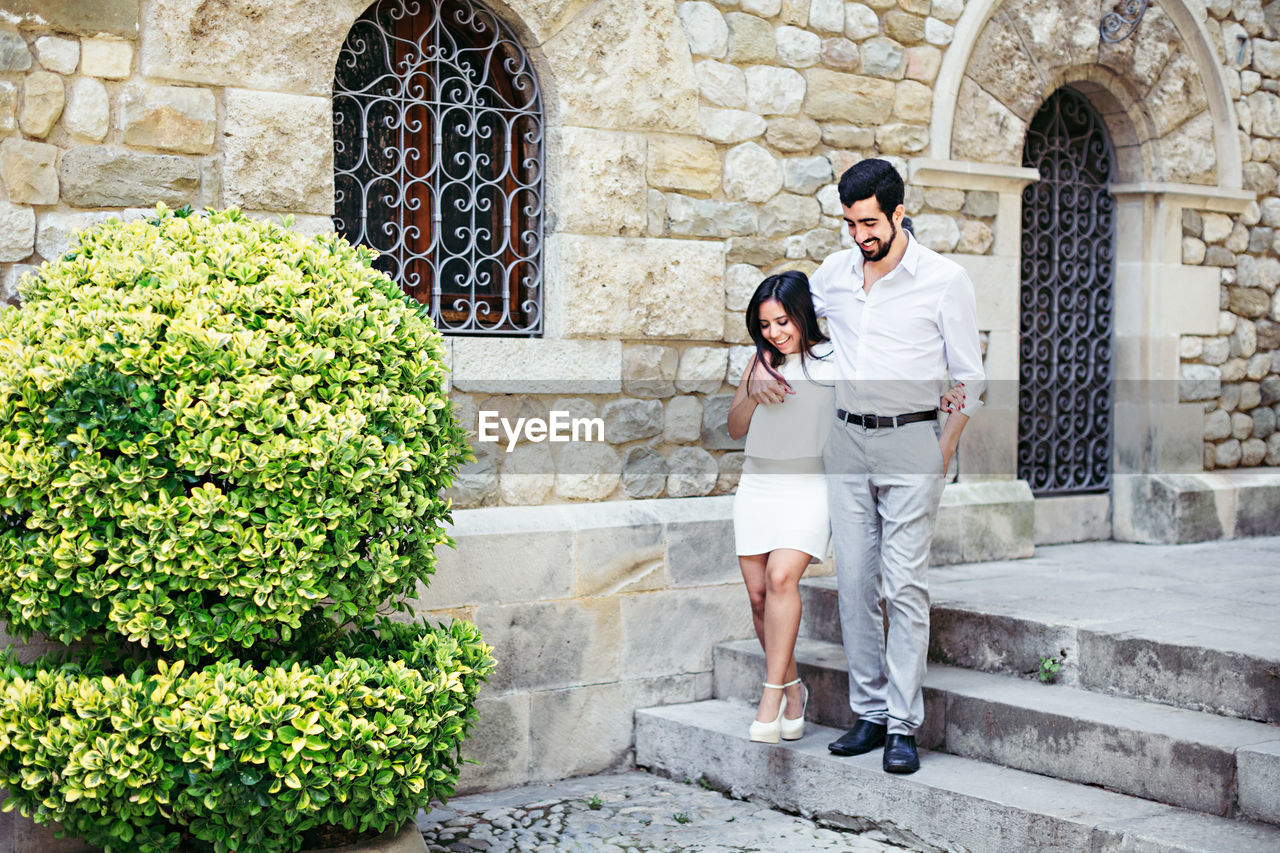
[332,0,544,335]
[1018,87,1116,495]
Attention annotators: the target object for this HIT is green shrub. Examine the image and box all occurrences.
[0,206,494,851]
[0,619,493,852]
[0,206,466,656]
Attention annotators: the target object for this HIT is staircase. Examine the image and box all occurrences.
[636,539,1280,853]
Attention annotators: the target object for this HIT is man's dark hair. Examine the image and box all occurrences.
[838,158,904,215]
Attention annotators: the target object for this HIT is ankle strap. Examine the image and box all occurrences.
[763,677,803,689]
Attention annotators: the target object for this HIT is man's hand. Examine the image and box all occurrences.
[747,356,792,405]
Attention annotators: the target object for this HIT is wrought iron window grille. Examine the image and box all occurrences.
[333,0,544,335]
[1018,87,1117,496]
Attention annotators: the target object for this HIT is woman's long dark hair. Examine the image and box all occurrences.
[745,270,830,380]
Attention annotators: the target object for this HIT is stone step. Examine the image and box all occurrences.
[713,637,1280,824]
[797,573,1280,724]
[636,700,1280,853]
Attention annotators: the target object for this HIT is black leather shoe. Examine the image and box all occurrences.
[882,734,920,774]
[827,719,886,756]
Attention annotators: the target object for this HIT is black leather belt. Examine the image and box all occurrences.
[836,409,937,429]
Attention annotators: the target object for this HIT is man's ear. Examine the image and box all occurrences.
[892,203,906,226]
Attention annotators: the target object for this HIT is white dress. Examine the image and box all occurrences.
[733,344,838,558]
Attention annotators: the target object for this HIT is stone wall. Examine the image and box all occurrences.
[1174,1,1280,470]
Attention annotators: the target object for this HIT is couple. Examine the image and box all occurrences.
[726,159,985,774]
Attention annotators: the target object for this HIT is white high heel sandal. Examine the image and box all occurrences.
[779,677,807,740]
[748,682,788,744]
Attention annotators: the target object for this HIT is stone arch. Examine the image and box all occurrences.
[932,0,1242,190]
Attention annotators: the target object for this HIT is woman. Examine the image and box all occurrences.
[727,271,837,743]
[727,271,966,744]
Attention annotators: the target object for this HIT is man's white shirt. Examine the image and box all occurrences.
[809,232,986,418]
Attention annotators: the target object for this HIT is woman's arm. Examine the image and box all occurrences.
[727,357,761,441]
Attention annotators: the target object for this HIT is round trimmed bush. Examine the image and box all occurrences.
[0,207,467,655]
[0,207,493,851]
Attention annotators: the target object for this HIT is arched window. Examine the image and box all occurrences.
[333,0,543,335]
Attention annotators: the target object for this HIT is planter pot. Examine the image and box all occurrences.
[303,820,427,853]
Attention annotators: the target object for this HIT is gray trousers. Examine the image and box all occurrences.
[822,418,944,735]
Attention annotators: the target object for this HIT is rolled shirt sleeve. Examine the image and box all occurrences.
[937,269,986,417]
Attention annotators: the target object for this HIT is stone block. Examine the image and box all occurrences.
[572,502,666,596]
[34,35,78,74]
[443,447,499,508]
[141,0,350,94]
[0,201,36,263]
[726,236,785,266]
[1238,740,1280,824]
[726,12,775,63]
[475,597,621,692]
[701,393,744,450]
[80,37,132,79]
[803,69,894,123]
[2,263,37,304]
[766,116,822,151]
[931,480,1035,566]
[1111,474,1225,544]
[666,446,718,496]
[694,60,746,108]
[952,78,1026,166]
[621,585,751,679]
[758,192,822,237]
[1179,363,1222,402]
[58,146,196,208]
[452,338,622,395]
[744,65,805,115]
[861,37,906,79]
[725,264,761,312]
[552,236,724,339]
[122,83,217,154]
[893,79,932,122]
[4,1,138,37]
[603,398,664,443]
[665,196,756,240]
[623,447,668,498]
[676,346,729,393]
[1148,53,1209,138]
[527,675,698,781]
[700,106,768,144]
[0,80,15,132]
[678,1,728,58]
[912,214,961,252]
[664,396,704,443]
[0,30,32,71]
[555,442,621,500]
[809,0,845,33]
[884,11,925,45]
[1033,493,1111,545]
[457,693,530,792]
[661,496,738,586]
[63,77,109,142]
[0,138,59,205]
[821,124,874,149]
[547,0,699,131]
[776,25,821,67]
[804,227,841,259]
[821,36,861,70]
[957,220,994,254]
[223,90,333,215]
[876,122,930,154]
[419,507,576,610]
[19,71,64,138]
[723,141,783,202]
[498,442,554,505]
[554,128,645,237]
[647,134,721,194]
[784,155,833,194]
[623,344,678,398]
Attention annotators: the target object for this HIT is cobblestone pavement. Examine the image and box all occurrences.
[419,770,920,853]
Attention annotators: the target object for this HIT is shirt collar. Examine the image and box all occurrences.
[850,230,920,282]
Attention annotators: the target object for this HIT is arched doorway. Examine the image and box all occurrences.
[1017,87,1117,495]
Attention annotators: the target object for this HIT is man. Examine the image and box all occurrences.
[750,159,985,773]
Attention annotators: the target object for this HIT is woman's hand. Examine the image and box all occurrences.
[747,356,792,406]
[939,382,965,413]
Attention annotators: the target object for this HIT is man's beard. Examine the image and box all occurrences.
[859,219,898,262]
